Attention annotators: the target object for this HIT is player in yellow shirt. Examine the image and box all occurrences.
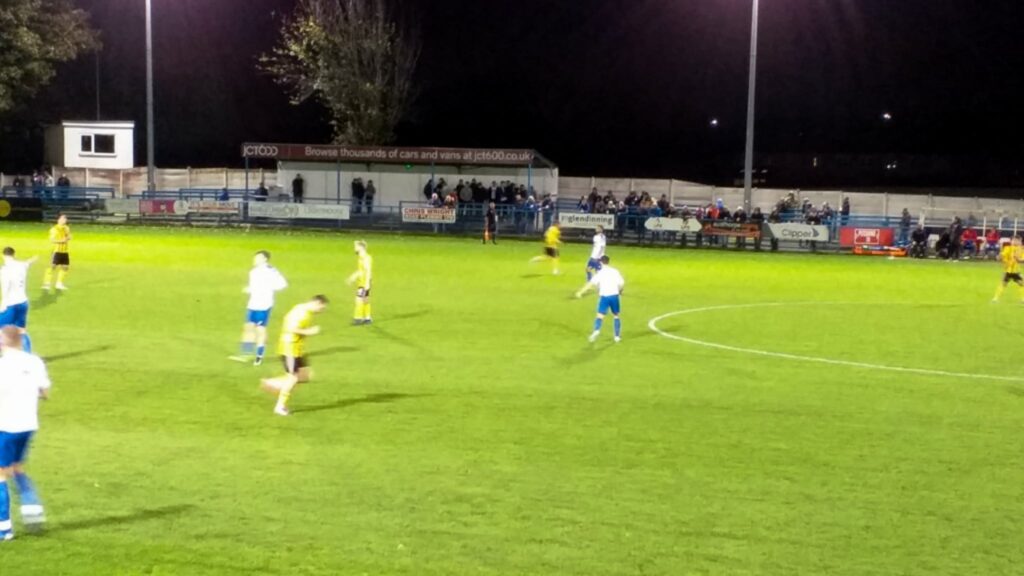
[346,240,373,325]
[993,235,1024,303]
[42,214,71,292]
[529,221,562,275]
[259,295,329,416]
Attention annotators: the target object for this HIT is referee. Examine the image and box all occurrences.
[0,325,51,541]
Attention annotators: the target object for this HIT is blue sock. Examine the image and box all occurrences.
[22,333,32,354]
[256,345,265,358]
[614,318,622,338]
[13,473,39,506]
[593,318,603,332]
[241,342,254,354]
[0,480,10,533]
[586,270,592,281]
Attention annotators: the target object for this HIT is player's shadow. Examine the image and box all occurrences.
[46,504,195,534]
[43,344,114,364]
[292,392,428,415]
[561,342,616,366]
[368,325,421,350]
[30,290,61,312]
[386,309,431,322]
[311,345,360,358]
[520,273,546,279]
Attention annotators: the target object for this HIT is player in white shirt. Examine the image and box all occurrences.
[586,226,607,281]
[0,247,37,353]
[575,255,625,343]
[232,251,288,366]
[0,325,51,541]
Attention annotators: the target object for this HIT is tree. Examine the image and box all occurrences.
[0,0,99,115]
[261,0,419,145]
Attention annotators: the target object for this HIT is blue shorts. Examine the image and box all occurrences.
[587,258,603,271]
[597,295,621,315]
[0,431,34,467]
[0,302,29,329]
[246,308,271,327]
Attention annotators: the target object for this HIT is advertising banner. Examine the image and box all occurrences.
[242,143,538,167]
[180,201,241,215]
[139,199,178,215]
[560,213,616,230]
[644,217,703,233]
[103,199,141,215]
[839,227,895,247]
[701,222,762,239]
[766,223,832,242]
[0,198,43,221]
[401,207,457,224]
[248,202,351,221]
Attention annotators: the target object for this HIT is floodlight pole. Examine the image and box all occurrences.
[145,0,155,191]
[742,0,760,212]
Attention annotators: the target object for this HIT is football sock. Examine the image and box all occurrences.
[13,473,39,507]
[614,318,622,338]
[593,318,603,332]
[586,270,593,281]
[22,334,32,354]
[354,299,362,320]
[994,284,1005,300]
[256,345,265,358]
[276,389,291,410]
[0,480,10,533]
[364,303,372,320]
[43,268,53,286]
[56,269,67,285]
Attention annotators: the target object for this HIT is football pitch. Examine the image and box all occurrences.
[1,222,1022,575]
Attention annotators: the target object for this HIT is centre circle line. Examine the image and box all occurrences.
[647,302,1024,383]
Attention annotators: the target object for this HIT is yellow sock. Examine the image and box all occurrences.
[354,298,362,319]
[276,389,291,408]
[43,268,53,286]
[994,284,1005,301]
[363,303,371,319]
[56,268,67,285]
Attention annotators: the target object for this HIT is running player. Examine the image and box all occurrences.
[575,255,625,343]
[41,214,71,292]
[529,221,561,275]
[586,225,607,280]
[232,251,288,366]
[483,202,498,245]
[993,235,1024,303]
[0,248,36,353]
[346,240,373,325]
[259,295,329,416]
[0,325,51,540]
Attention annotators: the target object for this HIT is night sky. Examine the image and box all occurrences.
[3,0,1024,185]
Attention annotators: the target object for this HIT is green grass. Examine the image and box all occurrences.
[0,222,1022,575]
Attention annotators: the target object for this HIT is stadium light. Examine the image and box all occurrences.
[145,0,155,191]
[742,0,760,212]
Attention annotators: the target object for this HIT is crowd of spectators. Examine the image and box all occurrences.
[5,169,74,198]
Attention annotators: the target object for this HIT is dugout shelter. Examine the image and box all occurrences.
[241,143,558,205]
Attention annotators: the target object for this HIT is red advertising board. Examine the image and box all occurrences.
[701,222,762,239]
[839,227,895,248]
[140,200,177,215]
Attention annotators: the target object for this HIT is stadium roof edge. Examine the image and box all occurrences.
[241,143,557,169]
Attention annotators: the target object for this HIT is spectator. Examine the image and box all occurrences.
[733,205,747,223]
[947,217,964,260]
[292,174,305,204]
[56,173,71,200]
[750,206,765,251]
[983,228,1001,260]
[820,202,834,225]
[898,208,912,246]
[718,204,731,221]
[429,192,442,207]
[255,180,269,202]
[351,177,366,213]
[513,195,526,234]
[525,195,538,233]
[910,225,928,258]
[12,175,25,197]
[624,191,639,207]
[444,191,458,208]
[657,194,671,214]
[218,187,230,202]
[540,194,555,229]
[577,195,589,213]
[31,170,43,197]
[365,180,376,214]
[961,227,979,258]
[840,197,851,225]
[423,178,435,200]
[587,187,601,210]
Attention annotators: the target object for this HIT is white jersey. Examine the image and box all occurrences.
[0,349,51,433]
[1,260,30,308]
[590,265,625,297]
[246,265,288,311]
[590,234,607,260]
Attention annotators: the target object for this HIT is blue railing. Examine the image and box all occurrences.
[1,185,114,200]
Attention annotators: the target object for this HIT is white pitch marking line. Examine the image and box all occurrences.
[648,302,1024,383]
